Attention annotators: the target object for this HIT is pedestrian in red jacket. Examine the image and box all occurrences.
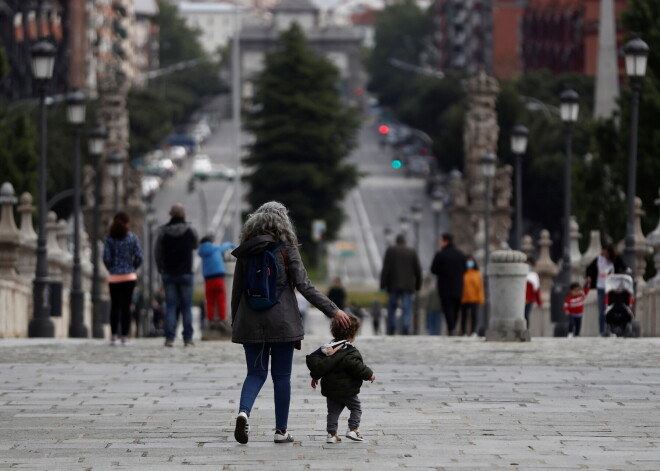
[564,282,590,337]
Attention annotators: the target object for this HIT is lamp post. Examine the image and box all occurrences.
[89,126,107,338]
[106,152,125,213]
[410,201,422,253]
[623,35,649,277]
[66,90,87,337]
[431,193,444,253]
[480,152,496,336]
[28,40,56,338]
[553,88,579,337]
[511,125,529,251]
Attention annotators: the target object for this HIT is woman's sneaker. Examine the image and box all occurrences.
[234,412,249,444]
[274,430,294,443]
[326,434,341,443]
[345,430,364,441]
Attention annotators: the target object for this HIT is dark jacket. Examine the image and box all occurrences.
[230,235,339,344]
[585,255,628,289]
[154,217,199,275]
[380,242,422,292]
[430,243,467,298]
[306,343,373,399]
[102,232,143,275]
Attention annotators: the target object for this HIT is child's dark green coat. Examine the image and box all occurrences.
[306,344,373,399]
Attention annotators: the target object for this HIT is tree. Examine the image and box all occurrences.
[366,0,433,108]
[244,23,359,259]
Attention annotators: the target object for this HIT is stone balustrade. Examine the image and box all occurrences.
[0,182,106,338]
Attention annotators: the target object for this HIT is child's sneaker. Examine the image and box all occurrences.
[274,429,294,443]
[234,411,249,444]
[326,433,341,443]
[345,430,364,441]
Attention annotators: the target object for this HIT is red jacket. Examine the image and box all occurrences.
[563,287,590,316]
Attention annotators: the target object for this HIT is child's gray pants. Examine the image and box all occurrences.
[326,395,362,434]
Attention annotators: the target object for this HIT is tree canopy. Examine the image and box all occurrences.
[243,23,359,258]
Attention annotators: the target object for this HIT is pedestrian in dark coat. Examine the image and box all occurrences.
[430,233,467,336]
[379,234,422,335]
[230,201,351,446]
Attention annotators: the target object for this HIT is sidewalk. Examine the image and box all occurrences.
[1,322,659,470]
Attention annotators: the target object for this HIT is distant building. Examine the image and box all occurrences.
[521,0,628,76]
[350,6,377,48]
[176,1,250,55]
[134,0,160,86]
[432,0,493,76]
[492,0,525,79]
[240,0,365,106]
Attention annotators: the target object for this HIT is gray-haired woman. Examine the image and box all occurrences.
[230,201,350,445]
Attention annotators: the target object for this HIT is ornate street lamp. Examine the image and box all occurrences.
[28,40,56,338]
[88,126,107,338]
[106,152,125,213]
[66,90,87,337]
[552,88,580,337]
[623,35,650,276]
[410,201,422,253]
[511,124,529,251]
[480,152,496,336]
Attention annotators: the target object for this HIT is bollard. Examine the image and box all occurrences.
[485,249,530,342]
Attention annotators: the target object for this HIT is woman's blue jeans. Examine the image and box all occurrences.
[239,342,295,431]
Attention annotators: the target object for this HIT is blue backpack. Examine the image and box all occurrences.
[244,242,286,310]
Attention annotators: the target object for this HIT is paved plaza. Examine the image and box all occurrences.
[1,315,659,470]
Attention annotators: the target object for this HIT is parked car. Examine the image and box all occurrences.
[141,175,162,200]
[192,154,213,180]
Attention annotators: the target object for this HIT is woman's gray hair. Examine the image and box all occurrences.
[240,201,299,245]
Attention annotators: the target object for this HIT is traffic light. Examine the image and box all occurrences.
[391,158,402,169]
[379,124,389,135]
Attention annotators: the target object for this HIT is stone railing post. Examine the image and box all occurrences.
[632,197,651,287]
[580,230,601,272]
[57,219,73,289]
[534,229,558,336]
[521,234,534,260]
[647,190,660,287]
[485,250,530,341]
[0,182,20,277]
[17,192,37,279]
[569,216,583,283]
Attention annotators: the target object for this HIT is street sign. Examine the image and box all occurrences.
[337,241,356,257]
[312,219,326,242]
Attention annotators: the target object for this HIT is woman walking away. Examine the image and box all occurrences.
[585,244,627,336]
[103,212,143,346]
[460,255,484,336]
[230,201,350,445]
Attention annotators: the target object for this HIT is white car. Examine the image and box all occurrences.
[192,154,213,179]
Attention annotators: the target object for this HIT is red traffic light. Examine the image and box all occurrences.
[378,125,389,135]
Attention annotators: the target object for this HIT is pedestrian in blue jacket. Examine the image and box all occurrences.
[198,235,236,325]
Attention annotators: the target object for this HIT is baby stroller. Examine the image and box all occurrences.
[604,274,636,337]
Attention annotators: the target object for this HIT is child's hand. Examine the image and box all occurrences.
[369,375,375,383]
[311,379,318,389]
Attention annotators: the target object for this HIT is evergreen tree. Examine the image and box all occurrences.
[244,23,359,258]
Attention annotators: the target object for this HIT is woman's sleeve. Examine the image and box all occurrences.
[286,245,338,317]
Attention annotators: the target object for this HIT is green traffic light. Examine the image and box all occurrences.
[391,159,402,169]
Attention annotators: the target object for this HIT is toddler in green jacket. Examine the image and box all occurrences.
[306,315,375,443]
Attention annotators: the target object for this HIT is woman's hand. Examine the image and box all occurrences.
[333,309,351,328]
[311,379,318,389]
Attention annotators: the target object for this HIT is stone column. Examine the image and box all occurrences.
[521,234,534,260]
[632,197,651,287]
[0,182,20,277]
[17,192,37,279]
[646,190,660,287]
[580,230,602,272]
[534,229,558,337]
[569,216,583,282]
[485,250,530,341]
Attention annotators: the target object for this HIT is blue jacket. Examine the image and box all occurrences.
[198,241,236,279]
[103,232,143,275]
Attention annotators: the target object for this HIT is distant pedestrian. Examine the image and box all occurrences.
[420,273,442,335]
[525,256,542,329]
[197,234,236,327]
[154,203,199,347]
[327,277,347,310]
[230,201,351,445]
[380,234,422,335]
[564,282,590,338]
[103,211,143,346]
[306,315,375,444]
[370,299,382,335]
[460,255,484,336]
[585,244,627,336]
[430,233,467,336]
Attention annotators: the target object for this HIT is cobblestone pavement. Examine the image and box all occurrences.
[1,329,659,470]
